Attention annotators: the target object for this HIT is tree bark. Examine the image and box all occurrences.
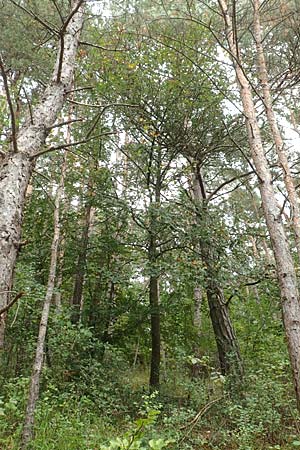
[21,154,67,449]
[191,286,203,378]
[218,0,300,410]
[253,0,300,261]
[149,266,160,391]
[0,0,84,346]
[193,165,243,377]
[71,202,92,323]
[148,155,161,391]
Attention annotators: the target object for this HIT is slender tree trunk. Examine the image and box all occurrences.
[218,0,300,410]
[71,203,92,323]
[21,154,67,449]
[149,265,160,391]
[253,0,300,260]
[0,0,84,346]
[250,236,260,303]
[53,241,64,311]
[148,161,161,391]
[193,165,243,377]
[193,287,202,334]
[191,286,203,377]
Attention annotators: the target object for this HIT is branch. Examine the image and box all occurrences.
[207,170,254,201]
[51,0,64,23]
[67,99,139,109]
[0,292,24,316]
[0,55,18,152]
[79,40,129,52]
[56,0,85,82]
[179,397,223,444]
[8,0,59,35]
[48,117,84,130]
[30,131,115,159]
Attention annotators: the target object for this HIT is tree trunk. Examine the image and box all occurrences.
[149,268,160,391]
[218,0,300,410]
[193,287,202,334]
[21,154,67,449]
[253,0,300,261]
[193,165,243,377]
[0,0,84,346]
[191,286,203,378]
[0,153,33,348]
[71,203,92,323]
[147,149,162,391]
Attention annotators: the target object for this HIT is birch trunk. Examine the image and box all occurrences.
[0,0,84,346]
[218,0,300,410]
[21,154,67,449]
[253,0,300,260]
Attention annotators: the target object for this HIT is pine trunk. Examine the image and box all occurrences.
[253,0,300,260]
[218,0,300,410]
[193,165,243,377]
[0,153,33,348]
[149,269,160,390]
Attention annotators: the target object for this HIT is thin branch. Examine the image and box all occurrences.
[67,99,139,109]
[56,0,84,83]
[207,170,254,201]
[179,397,223,444]
[30,131,115,159]
[0,55,18,152]
[22,86,34,125]
[79,40,129,52]
[0,292,24,316]
[51,0,64,23]
[8,0,59,35]
[49,117,84,130]
[56,34,65,83]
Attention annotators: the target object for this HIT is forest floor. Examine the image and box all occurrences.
[1,364,300,450]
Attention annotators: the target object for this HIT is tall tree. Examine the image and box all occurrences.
[218,0,300,410]
[253,0,300,261]
[21,152,67,449]
[0,0,84,347]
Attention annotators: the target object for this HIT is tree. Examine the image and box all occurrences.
[0,0,85,347]
[218,0,300,410]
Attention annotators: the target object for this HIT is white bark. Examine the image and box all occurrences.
[0,1,84,346]
[218,0,300,410]
[21,154,67,449]
[253,0,300,260]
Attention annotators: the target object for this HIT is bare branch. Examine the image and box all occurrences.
[207,170,254,201]
[79,40,129,52]
[56,0,85,82]
[67,99,139,109]
[0,55,18,152]
[8,0,59,35]
[49,117,84,130]
[30,131,115,159]
[0,292,24,316]
[51,0,64,23]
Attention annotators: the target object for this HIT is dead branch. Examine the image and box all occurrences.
[179,397,223,444]
[0,292,25,316]
[0,55,18,152]
[30,131,116,159]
